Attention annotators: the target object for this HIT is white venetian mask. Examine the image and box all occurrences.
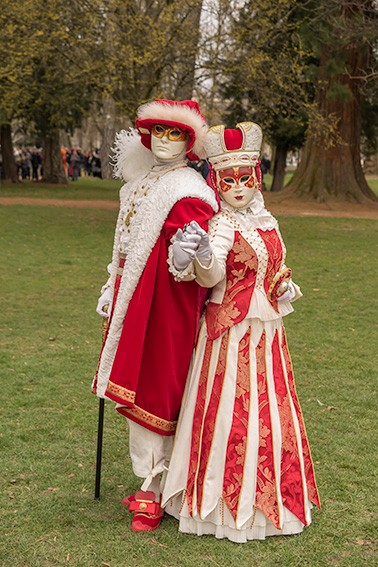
[150,124,188,161]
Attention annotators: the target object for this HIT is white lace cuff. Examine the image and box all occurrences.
[100,263,113,294]
[167,243,196,281]
[291,281,302,302]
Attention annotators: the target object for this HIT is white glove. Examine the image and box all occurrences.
[185,221,212,267]
[277,280,296,302]
[172,228,201,270]
[96,287,112,318]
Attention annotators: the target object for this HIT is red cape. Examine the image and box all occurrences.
[104,198,213,435]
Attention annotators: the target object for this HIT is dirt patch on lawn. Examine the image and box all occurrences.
[263,192,378,219]
[0,194,378,219]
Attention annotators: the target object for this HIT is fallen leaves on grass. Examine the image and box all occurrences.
[317,399,337,412]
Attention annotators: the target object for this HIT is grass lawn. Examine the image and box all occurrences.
[0,172,377,200]
[0,204,377,566]
[0,176,122,201]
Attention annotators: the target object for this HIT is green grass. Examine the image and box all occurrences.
[0,204,377,566]
[0,176,121,200]
[0,172,377,199]
[366,176,378,196]
[263,171,294,190]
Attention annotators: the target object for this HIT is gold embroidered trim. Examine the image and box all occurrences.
[262,330,282,530]
[122,404,177,433]
[267,266,292,301]
[249,506,257,529]
[180,490,187,514]
[281,327,321,508]
[106,380,136,404]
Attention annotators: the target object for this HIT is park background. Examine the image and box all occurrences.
[1,1,377,566]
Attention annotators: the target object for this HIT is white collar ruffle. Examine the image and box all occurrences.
[219,191,277,230]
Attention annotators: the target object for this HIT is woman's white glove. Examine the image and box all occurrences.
[172,228,201,270]
[185,221,213,267]
[96,287,112,318]
[277,280,296,302]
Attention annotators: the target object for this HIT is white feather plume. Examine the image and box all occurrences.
[111,128,154,182]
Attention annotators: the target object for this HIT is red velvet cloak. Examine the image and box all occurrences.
[104,198,213,435]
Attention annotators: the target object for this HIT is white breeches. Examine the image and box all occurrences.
[127,419,174,492]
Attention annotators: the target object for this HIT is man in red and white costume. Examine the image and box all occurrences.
[92,99,218,531]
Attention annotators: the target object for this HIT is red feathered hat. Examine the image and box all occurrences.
[135,99,208,161]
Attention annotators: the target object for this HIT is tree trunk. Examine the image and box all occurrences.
[43,129,67,184]
[0,123,18,182]
[174,1,203,100]
[99,95,116,180]
[270,145,287,192]
[288,41,376,202]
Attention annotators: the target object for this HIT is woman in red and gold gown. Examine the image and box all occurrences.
[162,122,320,542]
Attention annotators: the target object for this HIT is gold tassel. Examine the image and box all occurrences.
[102,304,109,341]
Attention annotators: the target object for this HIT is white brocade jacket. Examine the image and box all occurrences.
[170,192,301,340]
[94,162,218,397]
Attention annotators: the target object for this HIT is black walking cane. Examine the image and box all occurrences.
[94,397,105,499]
[94,307,109,499]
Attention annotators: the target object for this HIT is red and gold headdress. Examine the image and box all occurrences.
[204,122,263,192]
[204,122,262,171]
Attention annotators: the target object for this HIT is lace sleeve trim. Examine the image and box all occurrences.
[167,243,196,281]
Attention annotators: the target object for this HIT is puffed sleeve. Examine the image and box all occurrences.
[165,198,215,281]
[193,215,234,288]
[164,198,214,241]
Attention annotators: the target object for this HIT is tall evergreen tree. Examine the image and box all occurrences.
[218,0,311,191]
[287,0,378,201]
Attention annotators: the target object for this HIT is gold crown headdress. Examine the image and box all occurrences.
[204,122,262,171]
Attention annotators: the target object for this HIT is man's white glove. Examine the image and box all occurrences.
[96,287,112,318]
[185,221,212,267]
[277,280,296,302]
[172,228,201,270]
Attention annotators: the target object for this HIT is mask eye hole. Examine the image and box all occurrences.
[240,175,250,183]
[169,129,182,139]
[152,125,165,137]
[223,177,235,184]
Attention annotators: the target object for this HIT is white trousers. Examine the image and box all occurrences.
[127,419,174,493]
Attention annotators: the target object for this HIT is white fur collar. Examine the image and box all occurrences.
[95,166,218,397]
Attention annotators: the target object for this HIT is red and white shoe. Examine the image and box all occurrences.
[128,490,164,532]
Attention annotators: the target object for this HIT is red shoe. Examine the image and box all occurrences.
[121,493,136,509]
[129,490,164,532]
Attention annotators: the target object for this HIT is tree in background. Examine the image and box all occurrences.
[90,0,204,178]
[217,0,311,192]
[23,0,105,183]
[287,0,378,201]
[211,0,377,201]
[1,0,377,193]
[361,77,378,172]
[0,0,105,183]
[269,113,307,192]
[0,1,42,181]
